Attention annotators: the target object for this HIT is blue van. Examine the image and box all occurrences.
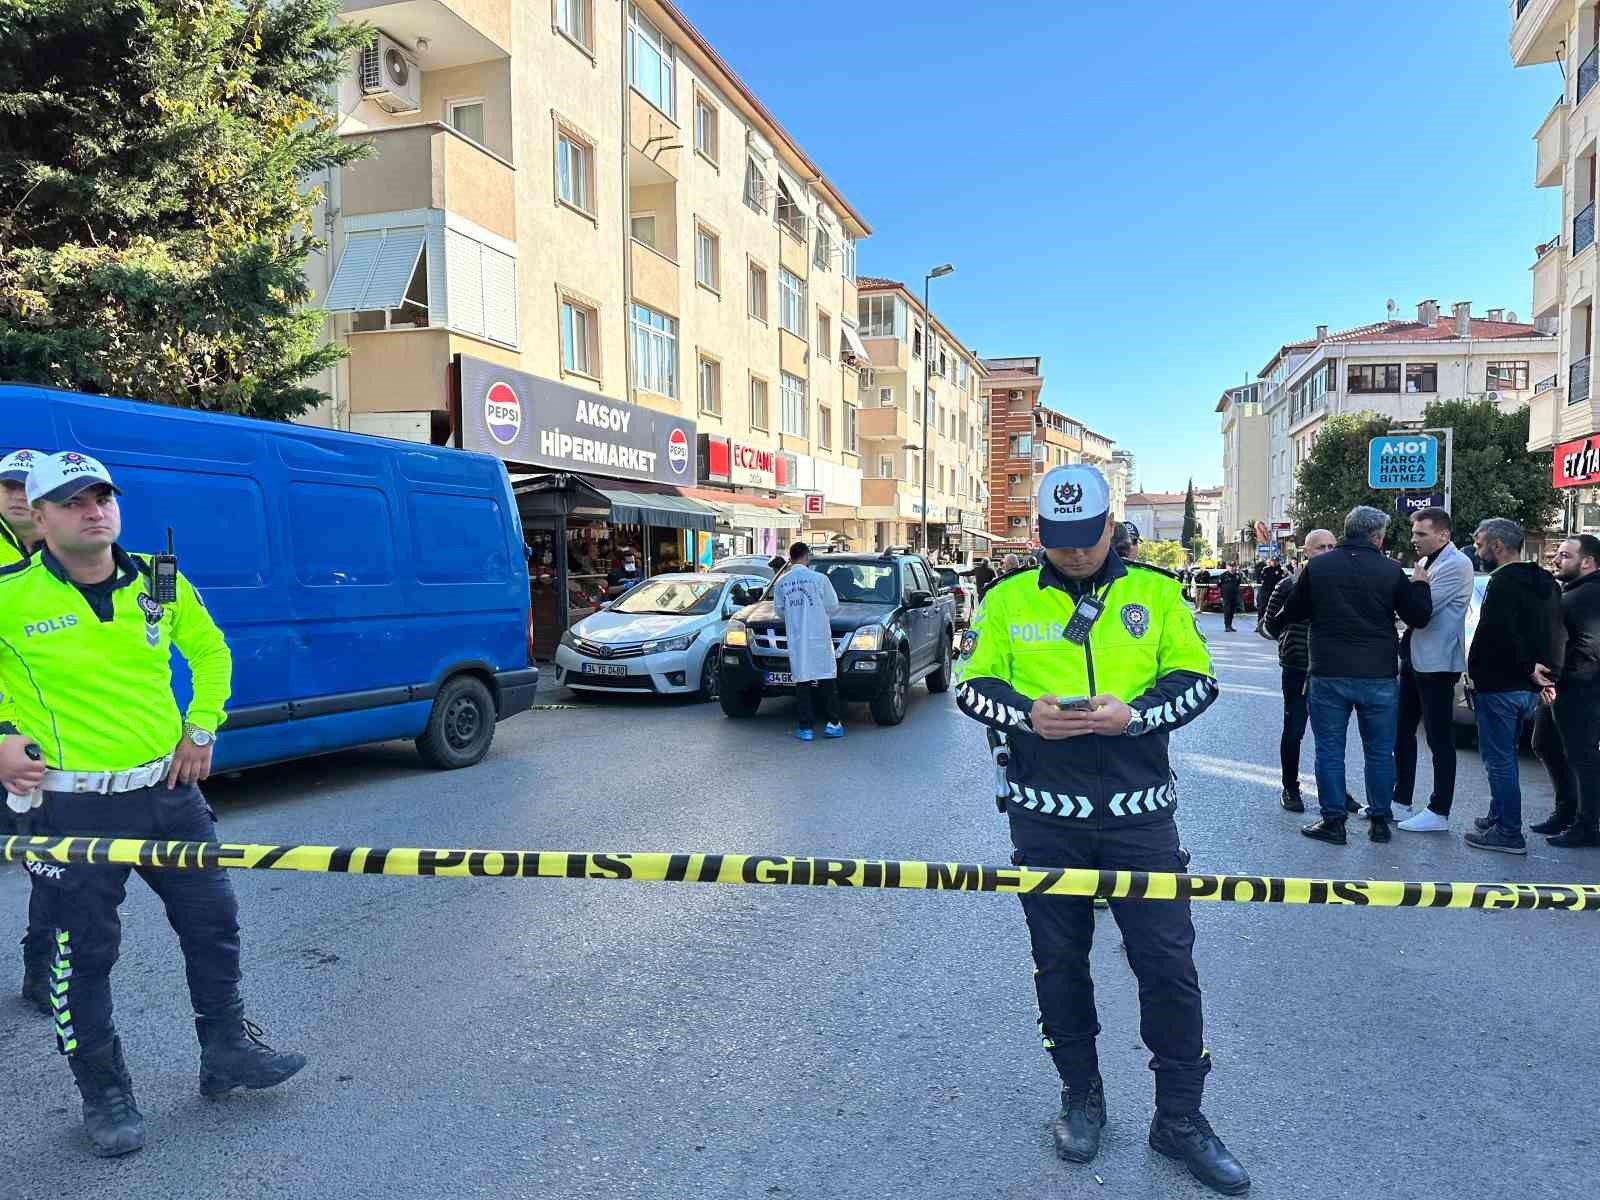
[1,384,537,771]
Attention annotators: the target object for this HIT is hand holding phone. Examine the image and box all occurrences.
[1055,696,1095,713]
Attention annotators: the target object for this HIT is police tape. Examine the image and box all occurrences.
[3,836,1598,911]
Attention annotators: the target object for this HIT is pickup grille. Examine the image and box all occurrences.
[750,629,853,658]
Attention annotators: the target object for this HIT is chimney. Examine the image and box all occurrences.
[1316,324,1328,340]
[1453,301,1471,338]
[1417,299,1439,325]
[1487,308,1504,322]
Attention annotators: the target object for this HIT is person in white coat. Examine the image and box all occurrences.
[772,541,844,741]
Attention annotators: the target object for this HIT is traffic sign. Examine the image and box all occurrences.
[1368,435,1438,488]
[1395,493,1445,517]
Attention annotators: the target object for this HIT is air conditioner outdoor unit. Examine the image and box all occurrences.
[1008,390,1021,401]
[359,32,421,114]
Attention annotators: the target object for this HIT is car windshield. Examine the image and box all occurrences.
[937,568,959,587]
[815,561,902,605]
[611,579,723,616]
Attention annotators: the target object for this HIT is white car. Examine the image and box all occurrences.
[554,572,766,700]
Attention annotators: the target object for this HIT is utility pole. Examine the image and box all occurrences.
[921,264,953,552]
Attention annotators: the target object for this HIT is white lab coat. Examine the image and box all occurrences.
[772,563,840,683]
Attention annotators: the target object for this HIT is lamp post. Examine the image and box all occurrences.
[921,263,954,553]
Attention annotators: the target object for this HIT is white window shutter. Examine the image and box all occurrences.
[446,229,485,339]
[357,227,425,310]
[322,231,383,311]
[481,246,518,347]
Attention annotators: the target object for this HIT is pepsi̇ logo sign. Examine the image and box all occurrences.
[484,382,522,446]
[667,427,689,475]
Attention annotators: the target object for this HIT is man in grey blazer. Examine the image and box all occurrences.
[1394,508,1475,831]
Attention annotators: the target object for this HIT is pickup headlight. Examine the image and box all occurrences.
[643,630,699,655]
[848,625,883,651]
[723,621,750,648]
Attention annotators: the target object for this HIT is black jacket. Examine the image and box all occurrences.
[1269,540,1432,678]
[1262,574,1308,671]
[1469,562,1565,694]
[1217,570,1241,601]
[1558,571,1600,686]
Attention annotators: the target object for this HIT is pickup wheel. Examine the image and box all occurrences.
[926,630,954,693]
[416,675,496,769]
[720,684,762,718]
[870,652,910,726]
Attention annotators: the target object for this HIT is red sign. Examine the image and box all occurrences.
[803,492,825,515]
[1554,433,1600,488]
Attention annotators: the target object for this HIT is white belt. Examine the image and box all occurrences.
[40,756,174,796]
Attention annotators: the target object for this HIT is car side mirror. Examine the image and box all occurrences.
[907,589,934,609]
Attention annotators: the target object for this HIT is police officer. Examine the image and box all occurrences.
[955,464,1248,1195]
[0,452,305,1157]
[0,449,46,565]
[1111,519,1142,562]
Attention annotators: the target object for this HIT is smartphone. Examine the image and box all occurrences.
[1055,697,1094,713]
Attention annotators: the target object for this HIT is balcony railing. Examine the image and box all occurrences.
[1580,44,1599,106]
[1575,201,1596,255]
[1535,372,1559,395]
[1570,356,1591,406]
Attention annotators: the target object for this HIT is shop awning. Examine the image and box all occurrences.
[963,528,999,542]
[594,484,717,532]
[713,502,802,530]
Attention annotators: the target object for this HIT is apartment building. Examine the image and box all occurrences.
[853,278,989,554]
[1124,488,1222,555]
[307,0,873,623]
[1216,382,1269,560]
[1508,0,1600,528]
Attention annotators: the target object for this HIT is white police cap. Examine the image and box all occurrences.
[0,449,45,484]
[1036,464,1111,550]
[25,451,122,505]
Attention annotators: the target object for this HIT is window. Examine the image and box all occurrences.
[1347,363,1400,393]
[555,0,592,50]
[1008,433,1033,456]
[627,4,675,114]
[557,130,594,215]
[912,388,922,422]
[859,293,906,338]
[879,386,894,407]
[859,366,875,390]
[775,180,807,240]
[698,356,721,416]
[448,100,485,145]
[779,267,807,336]
[694,224,720,292]
[817,311,832,360]
[845,402,858,453]
[560,298,596,377]
[1404,362,1438,393]
[1487,360,1531,390]
[818,403,832,449]
[878,455,894,479]
[750,377,769,430]
[630,213,657,249]
[913,324,923,358]
[781,372,807,437]
[938,350,947,377]
[842,236,857,281]
[814,225,831,271]
[693,94,718,164]
[630,302,676,398]
[748,262,768,322]
[743,156,767,213]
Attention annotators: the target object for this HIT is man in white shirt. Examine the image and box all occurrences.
[771,542,843,742]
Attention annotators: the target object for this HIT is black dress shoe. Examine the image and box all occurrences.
[1053,1077,1106,1164]
[1548,825,1600,847]
[1300,818,1346,845]
[1530,812,1576,836]
[1369,816,1392,843]
[1344,794,1361,814]
[1473,816,1494,832]
[1279,788,1304,813]
[1149,1110,1251,1195]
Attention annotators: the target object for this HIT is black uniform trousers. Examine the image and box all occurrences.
[1008,806,1209,1114]
[1279,667,1310,794]
[30,782,241,1057]
[4,806,61,964]
[1392,665,1460,815]
[794,678,840,729]
[1532,682,1600,830]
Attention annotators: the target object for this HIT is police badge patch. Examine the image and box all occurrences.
[1120,603,1150,639]
[959,628,979,658]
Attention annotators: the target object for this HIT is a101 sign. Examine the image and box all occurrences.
[1368,435,1438,489]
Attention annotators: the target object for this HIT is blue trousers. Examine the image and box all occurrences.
[1474,690,1540,836]
[1308,676,1399,821]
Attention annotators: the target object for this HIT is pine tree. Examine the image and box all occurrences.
[0,0,372,419]
[1180,478,1198,550]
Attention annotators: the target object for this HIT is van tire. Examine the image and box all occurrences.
[926,630,954,693]
[416,675,496,769]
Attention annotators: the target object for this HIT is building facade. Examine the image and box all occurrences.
[853,278,989,554]
[1124,488,1222,556]
[1216,382,1269,560]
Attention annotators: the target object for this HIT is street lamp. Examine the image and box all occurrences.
[921,263,954,553]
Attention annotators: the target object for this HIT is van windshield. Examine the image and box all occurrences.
[611,579,723,616]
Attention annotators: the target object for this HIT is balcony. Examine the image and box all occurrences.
[1533,236,1564,316]
[1575,201,1595,257]
[340,0,510,65]
[1570,355,1591,407]
[341,123,514,241]
[1535,99,1567,187]
[1511,0,1566,69]
[855,404,910,443]
[1582,45,1600,108]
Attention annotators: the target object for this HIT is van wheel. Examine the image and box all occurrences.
[870,653,910,726]
[926,631,954,693]
[416,676,496,769]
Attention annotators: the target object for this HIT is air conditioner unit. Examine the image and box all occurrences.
[1484,390,1500,402]
[1008,390,1021,401]
[359,32,421,114]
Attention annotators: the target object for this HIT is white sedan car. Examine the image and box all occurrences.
[554,572,766,700]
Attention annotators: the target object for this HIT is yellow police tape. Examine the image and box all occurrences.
[3,835,1598,910]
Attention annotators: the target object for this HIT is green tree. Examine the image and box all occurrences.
[1143,539,1187,571]
[1289,402,1560,555]
[0,0,372,420]
[1180,479,1198,549]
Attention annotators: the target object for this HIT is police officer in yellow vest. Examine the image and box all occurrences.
[956,465,1249,1196]
[0,449,46,566]
[0,452,305,1158]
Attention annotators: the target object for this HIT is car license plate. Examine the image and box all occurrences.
[581,663,629,677]
[764,671,793,685]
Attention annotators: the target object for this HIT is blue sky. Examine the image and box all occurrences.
[684,0,1563,493]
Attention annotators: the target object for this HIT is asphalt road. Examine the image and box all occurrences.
[2,610,1595,1199]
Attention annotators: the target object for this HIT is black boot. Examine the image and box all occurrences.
[1300,818,1346,845]
[1547,824,1600,847]
[1053,1076,1106,1164]
[67,1038,145,1157]
[1279,788,1304,813]
[196,1004,307,1098]
[1368,815,1392,843]
[1149,1109,1250,1195]
[20,947,51,1016]
[1530,811,1575,836]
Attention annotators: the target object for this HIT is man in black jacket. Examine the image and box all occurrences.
[1464,518,1565,854]
[1528,534,1600,847]
[1217,565,1241,631]
[1261,530,1342,812]
[1268,506,1432,844]
[1255,559,1284,627]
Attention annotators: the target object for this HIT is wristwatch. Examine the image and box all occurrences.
[183,724,214,748]
[1123,710,1150,738]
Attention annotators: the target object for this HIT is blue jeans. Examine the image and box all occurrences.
[1308,676,1399,821]
[1474,690,1540,836]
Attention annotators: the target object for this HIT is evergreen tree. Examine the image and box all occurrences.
[1180,478,1198,549]
[0,0,372,419]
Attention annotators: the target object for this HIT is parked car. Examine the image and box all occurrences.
[555,572,767,700]
[1190,569,1255,614]
[717,550,957,726]
[936,566,976,629]
[710,554,782,580]
[1,382,538,771]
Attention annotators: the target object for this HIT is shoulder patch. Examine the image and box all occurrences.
[1124,559,1178,580]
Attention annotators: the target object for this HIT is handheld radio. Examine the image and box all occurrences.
[151,528,178,604]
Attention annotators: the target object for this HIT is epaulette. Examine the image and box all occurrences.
[1124,559,1179,581]
[985,563,1040,594]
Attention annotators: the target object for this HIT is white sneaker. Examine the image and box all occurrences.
[1398,810,1449,833]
